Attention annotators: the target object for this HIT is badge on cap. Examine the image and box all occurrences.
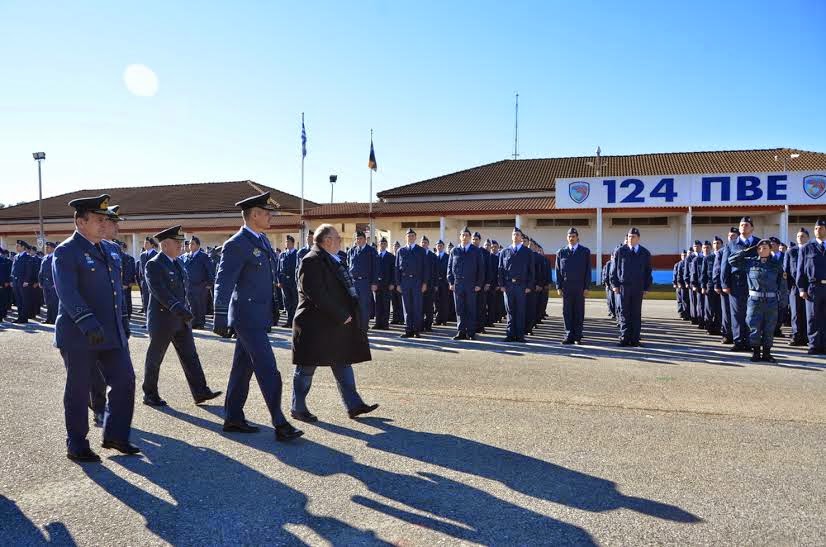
[235,192,279,211]
[740,216,753,226]
[628,227,641,236]
[567,227,578,236]
[154,225,185,242]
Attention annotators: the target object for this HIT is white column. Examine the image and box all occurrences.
[515,214,523,229]
[781,205,789,245]
[0,236,5,249]
[595,208,603,279]
[439,216,446,242]
[685,207,692,252]
[131,233,139,258]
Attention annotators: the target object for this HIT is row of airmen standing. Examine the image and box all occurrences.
[671,216,826,362]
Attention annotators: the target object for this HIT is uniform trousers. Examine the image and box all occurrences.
[434,282,451,324]
[606,286,615,316]
[789,289,806,342]
[12,281,28,321]
[525,291,537,332]
[504,284,527,339]
[61,347,135,453]
[806,286,826,351]
[618,287,644,344]
[43,287,59,323]
[391,290,404,324]
[353,280,373,331]
[704,291,721,333]
[561,288,586,341]
[729,287,750,346]
[291,364,364,413]
[187,284,209,327]
[747,296,778,349]
[374,287,391,328]
[143,325,210,399]
[453,284,477,336]
[140,282,150,313]
[400,282,423,334]
[422,288,434,329]
[475,287,488,330]
[281,283,298,327]
[720,292,732,339]
[225,327,286,426]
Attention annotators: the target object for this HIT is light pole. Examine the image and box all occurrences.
[774,152,800,244]
[32,152,46,251]
[329,174,337,204]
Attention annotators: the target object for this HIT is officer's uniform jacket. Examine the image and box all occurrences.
[0,256,11,286]
[555,245,591,292]
[395,244,428,288]
[721,235,760,293]
[38,254,55,291]
[277,248,299,287]
[712,250,726,291]
[610,245,653,292]
[375,250,395,289]
[435,252,449,288]
[120,251,137,287]
[728,251,783,294]
[447,244,484,288]
[348,244,378,284]
[144,252,193,335]
[796,240,826,292]
[497,244,534,289]
[214,228,279,330]
[183,249,214,288]
[11,251,33,284]
[783,245,801,291]
[52,232,129,351]
[672,259,683,286]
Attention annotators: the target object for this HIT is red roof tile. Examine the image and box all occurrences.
[378,148,826,198]
[304,198,555,219]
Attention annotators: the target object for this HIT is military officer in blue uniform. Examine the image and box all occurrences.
[181,235,214,329]
[276,234,299,328]
[555,228,591,344]
[728,239,783,362]
[610,228,653,347]
[0,249,11,321]
[38,242,59,324]
[715,227,739,343]
[603,257,615,319]
[373,237,395,329]
[497,227,534,342]
[685,240,703,326]
[53,194,139,462]
[769,237,788,338]
[433,239,451,325]
[470,232,491,334]
[391,241,405,325]
[139,237,158,315]
[213,192,303,442]
[673,251,687,319]
[395,228,429,338]
[784,228,809,346]
[721,217,760,352]
[348,230,378,332]
[692,240,712,330]
[702,237,724,336]
[448,227,484,340]
[119,240,137,323]
[142,226,222,407]
[420,235,438,332]
[796,219,826,355]
[11,240,33,323]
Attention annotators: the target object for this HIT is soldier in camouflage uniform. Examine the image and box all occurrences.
[728,239,784,363]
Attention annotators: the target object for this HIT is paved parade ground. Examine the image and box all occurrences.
[1,299,825,546]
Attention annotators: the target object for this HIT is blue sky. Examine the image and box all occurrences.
[1,0,824,207]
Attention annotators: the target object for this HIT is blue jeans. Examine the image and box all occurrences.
[292,364,364,413]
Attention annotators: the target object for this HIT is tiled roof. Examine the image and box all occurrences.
[377,148,826,198]
[0,180,318,221]
[304,198,555,218]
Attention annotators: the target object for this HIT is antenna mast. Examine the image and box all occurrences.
[512,92,519,160]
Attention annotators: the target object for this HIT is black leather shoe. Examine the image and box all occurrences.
[413,332,422,338]
[503,336,515,342]
[514,337,526,343]
[194,390,223,404]
[618,340,629,347]
[67,447,101,463]
[290,410,318,423]
[223,420,260,433]
[423,327,433,332]
[452,333,467,340]
[750,347,762,362]
[476,328,486,334]
[561,338,574,345]
[143,395,167,407]
[400,332,414,338]
[348,403,379,419]
[762,349,777,363]
[101,439,141,455]
[807,348,819,355]
[467,334,476,340]
[275,422,304,442]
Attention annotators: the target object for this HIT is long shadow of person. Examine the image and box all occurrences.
[317,417,702,524]
[0,494,76,545]
[80,428,388,546]
[162,407,596,544]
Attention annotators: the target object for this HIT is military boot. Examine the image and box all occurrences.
[750,346,762,362]
[761,347,777,363]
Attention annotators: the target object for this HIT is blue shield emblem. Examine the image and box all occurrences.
[568,181,590,204]
[803,175,826,200]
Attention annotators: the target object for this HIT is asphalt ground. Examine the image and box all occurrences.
[1,298,824,546]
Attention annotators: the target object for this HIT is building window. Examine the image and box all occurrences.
[401,221,440,229]
[611,217,668,226]
[692,215,745,225]
[790,215,824,225]
[535,218,590,227]
[467,219,515,228]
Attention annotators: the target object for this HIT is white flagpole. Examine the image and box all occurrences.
[300,112,305,242]
[369,128,374,244]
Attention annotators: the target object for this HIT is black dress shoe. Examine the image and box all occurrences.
[514,337,526,343]
[423,327,433,332]
[290,410,318,423]
[223,420,260,433]
[467,333,476,340]
[452,333,467,340]
[67,447,101,463]
[807,348,819,355]
[348,403,379,419]
[400,332,414,338]
[275,422,304,442]
[101,439,141,455]
[574,340,583,345]
[618,340,629,347]
[413,332,422,338]
[476,328,487,334]
[143,395,167,407]
[193,390,223,404]
[561,338,574,345]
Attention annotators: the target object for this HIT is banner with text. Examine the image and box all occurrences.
[555,171,826,209]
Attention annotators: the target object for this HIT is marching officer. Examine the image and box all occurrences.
[38,242,59,324]
[796,219,826,355]
[784,228,809,346]
[673,250,688,319]
[434,239,451,325]
[119,240,137,323]
[139,237,158,314]
[53,194,138,462]
[348,230,378,332]
[390,241,405,325]
[610,228,653,347]
[142,225,223,407]
[715,227,740,343]
[728,239,783,362]
[277,235,299,328]
[498,227,534,342]
[213,192,303,441]
[373,237,395,330]
[555,228,591,344]
[182,235,214,330]
[395,228,429,338]
[448,226,484,340]
[721,217,760,352]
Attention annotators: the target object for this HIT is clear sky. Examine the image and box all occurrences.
[1,0,824,207]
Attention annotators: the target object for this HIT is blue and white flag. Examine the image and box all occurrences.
[301,117,307,158]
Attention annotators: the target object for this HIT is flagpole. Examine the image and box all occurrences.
[300,112,305,242]
[369,128,374,244]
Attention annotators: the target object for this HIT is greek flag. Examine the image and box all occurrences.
[301,118,307,158]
